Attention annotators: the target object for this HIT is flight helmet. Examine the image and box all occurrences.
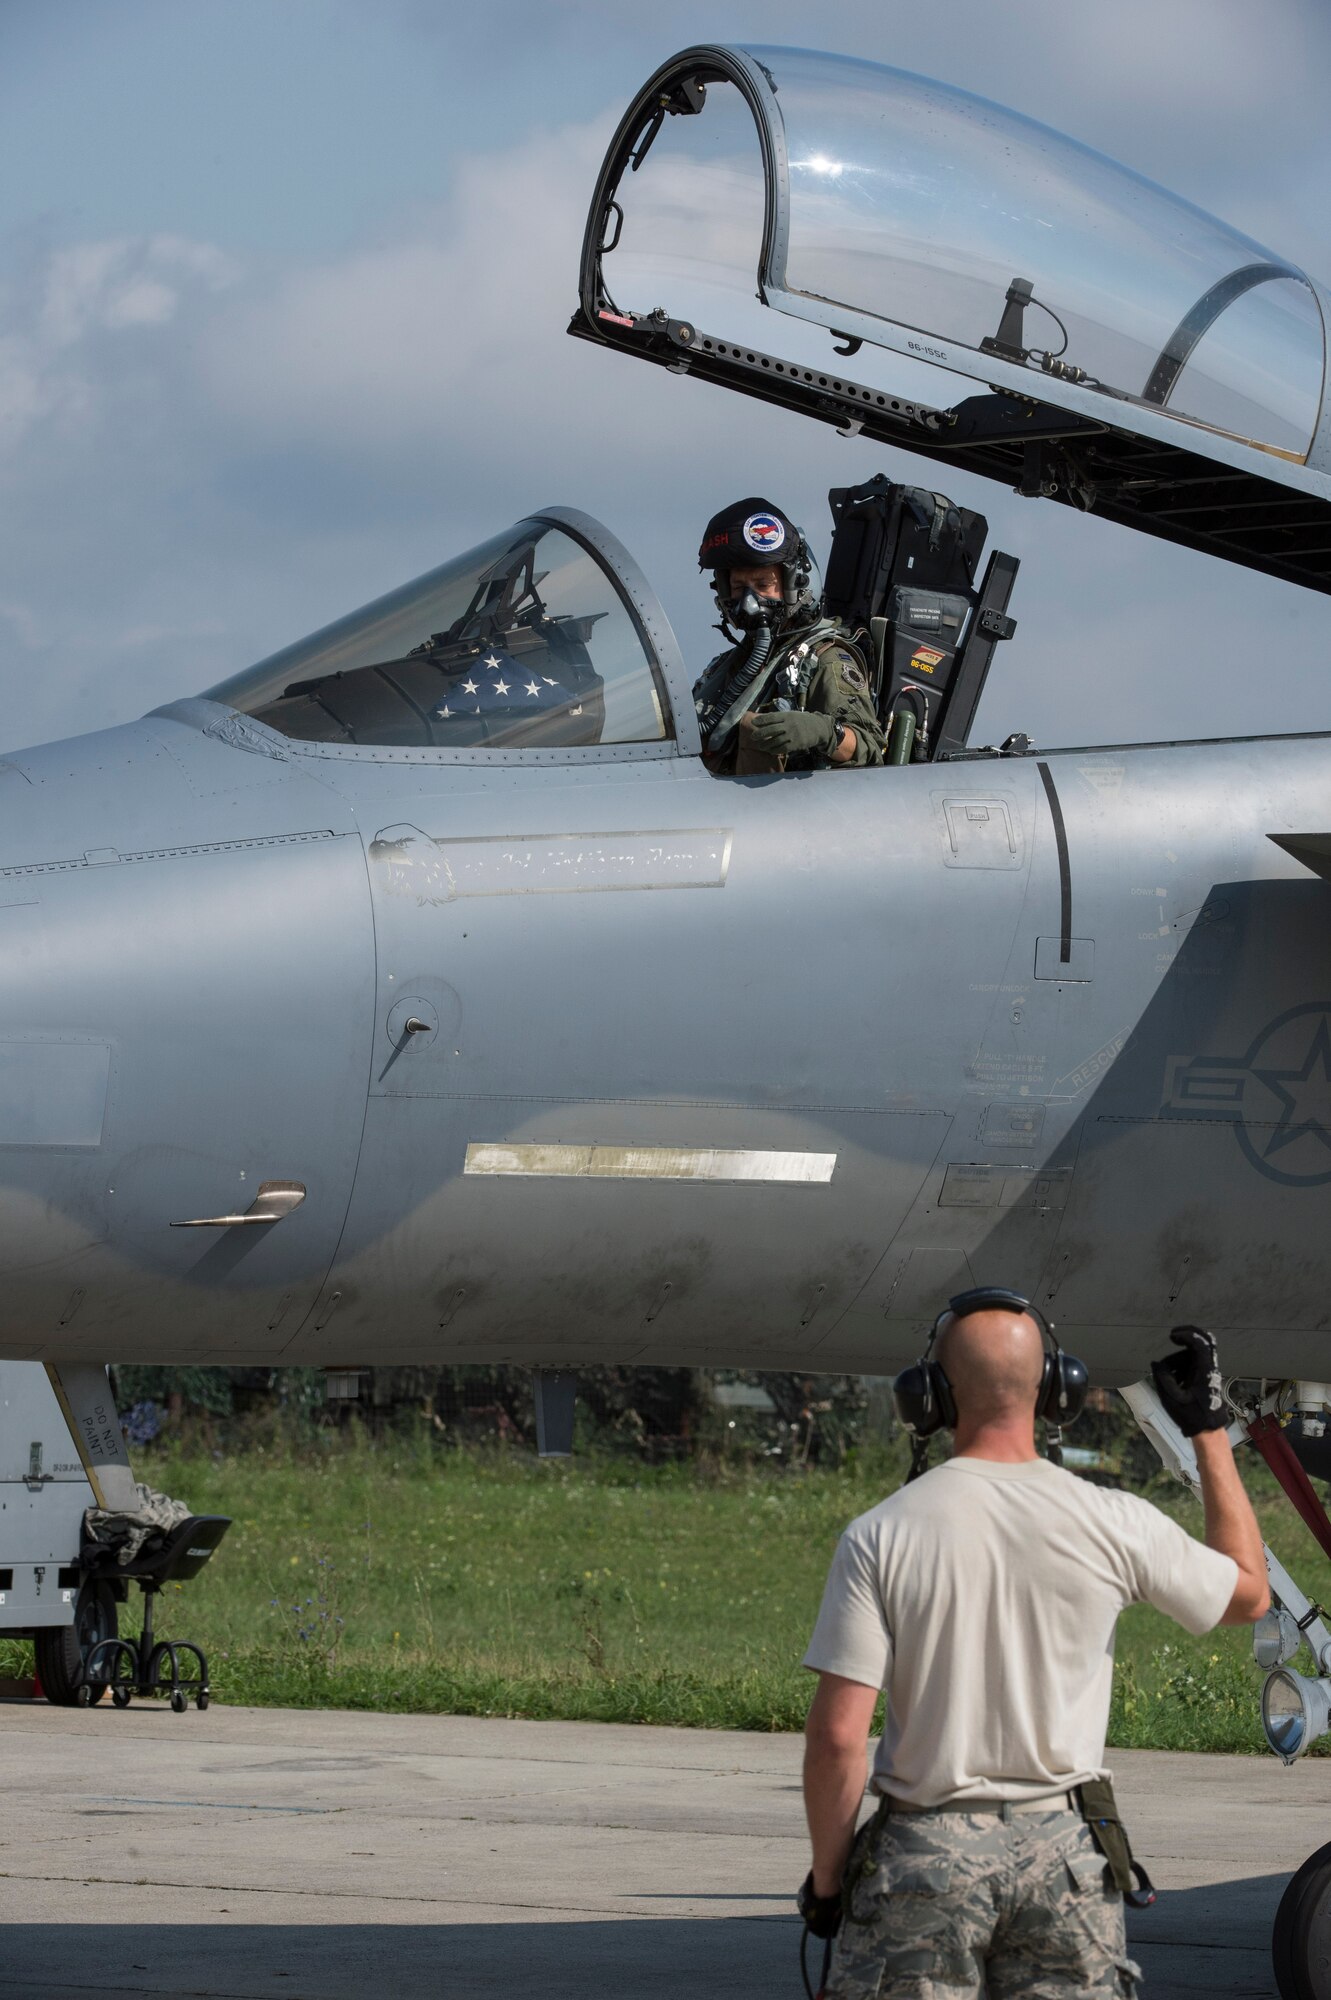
[698,498,821,627]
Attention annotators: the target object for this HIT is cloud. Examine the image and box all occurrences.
[0,597,47,652]
[0,233,240,458]
[1004,0,1313,116]
[0,333,72,450]
[197,122,614,457]
[40,235,237,346]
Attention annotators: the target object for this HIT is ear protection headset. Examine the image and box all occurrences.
[892,1286,1089,1459]
[779,530,821,622]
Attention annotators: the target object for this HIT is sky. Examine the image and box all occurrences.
[3,0,1330,756]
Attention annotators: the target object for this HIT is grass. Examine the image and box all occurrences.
[2,1429,1325,1753]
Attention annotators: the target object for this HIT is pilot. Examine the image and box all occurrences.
[797,1306,1268,1999]
[693,499,885,775]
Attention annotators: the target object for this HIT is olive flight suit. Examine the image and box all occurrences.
[698,627,887,775]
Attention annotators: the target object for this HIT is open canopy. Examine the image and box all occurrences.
[572,45,1331,594]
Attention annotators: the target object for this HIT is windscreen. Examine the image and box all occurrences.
[205,522,671,748]
[749,47,1324,461]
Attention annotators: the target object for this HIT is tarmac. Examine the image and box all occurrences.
[1,1700,1327,1999]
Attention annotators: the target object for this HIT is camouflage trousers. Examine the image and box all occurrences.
[825,1801,1144,1998]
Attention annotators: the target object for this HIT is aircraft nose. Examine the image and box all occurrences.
[1,719,186,873]
[0,707,376,1360]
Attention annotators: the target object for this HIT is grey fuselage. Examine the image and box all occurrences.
[2,671,1329,1387]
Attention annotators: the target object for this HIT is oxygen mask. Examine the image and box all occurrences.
[723,587,779,632]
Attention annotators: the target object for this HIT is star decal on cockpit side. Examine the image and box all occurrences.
[1161,1002,1331,1187]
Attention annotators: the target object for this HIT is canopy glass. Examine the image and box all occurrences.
[761,48,1323,461]
[578,45,1331,593]
[206,519,672,749]
[595,47,1326,465]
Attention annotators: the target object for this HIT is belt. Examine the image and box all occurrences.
[884,1791,1077,1817]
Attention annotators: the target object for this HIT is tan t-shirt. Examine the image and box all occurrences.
[802,1455,1237,1807]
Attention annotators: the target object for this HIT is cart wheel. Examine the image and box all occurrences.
[1273,1837,1331,2000]
[111,1685,132,1709]
[197,1691,210,1711]
[34,1580,117,1706]
[170,1690,187,1714]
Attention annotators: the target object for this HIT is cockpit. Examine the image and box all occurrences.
[205,511,680,757]
[205,47,1331,772]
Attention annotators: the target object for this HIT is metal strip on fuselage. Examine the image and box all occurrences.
[463,1143,836,1183]
[1037,761,1073,965]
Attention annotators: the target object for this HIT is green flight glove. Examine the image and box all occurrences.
[745,708,838,758]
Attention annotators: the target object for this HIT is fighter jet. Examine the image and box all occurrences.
[3,43,1331,1990]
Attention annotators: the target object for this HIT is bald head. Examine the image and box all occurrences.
[937,1308,1045,1426]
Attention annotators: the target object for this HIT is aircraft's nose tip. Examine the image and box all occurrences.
[0,706,376,1361]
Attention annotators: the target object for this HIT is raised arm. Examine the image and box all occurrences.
[1152,1324,1269,1625]
[1195,1429,1270,1623]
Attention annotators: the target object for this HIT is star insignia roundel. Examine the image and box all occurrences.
[1164,1001,1331,1187]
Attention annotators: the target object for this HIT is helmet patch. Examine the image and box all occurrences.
[742,511,785,555]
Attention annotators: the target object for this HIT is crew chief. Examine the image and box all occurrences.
[800,1301,1268,1997]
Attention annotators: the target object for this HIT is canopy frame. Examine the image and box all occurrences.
[571,44,1331,596]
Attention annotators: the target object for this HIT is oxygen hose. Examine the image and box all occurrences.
[697,609,833,758]
[698,618,775,758]
[717,617,773,710]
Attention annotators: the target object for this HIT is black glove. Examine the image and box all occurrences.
[1151,1325,1228,1436]
[797,1870,843,1939]
[745,709,838,758]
